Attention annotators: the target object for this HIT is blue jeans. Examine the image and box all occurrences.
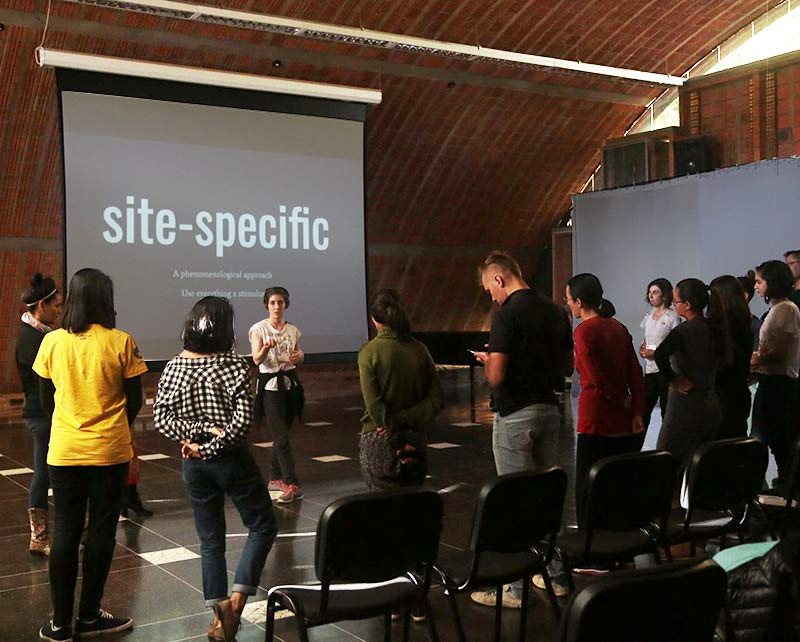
[492,403,560,476]
[183,445,277,606]
[492,404,565,593]
[26,416,51,509]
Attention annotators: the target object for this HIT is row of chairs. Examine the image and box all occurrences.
[263,437,782,642]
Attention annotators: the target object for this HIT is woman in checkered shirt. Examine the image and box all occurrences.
[154,296,277,642]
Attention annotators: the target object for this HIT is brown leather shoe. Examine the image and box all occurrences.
[207,599,238,642]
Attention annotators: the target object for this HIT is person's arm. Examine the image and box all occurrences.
[756,306,798,365]
[38,377,55,414]
[476,309,511,386]
[627,339,645,433]
[358,349,389,429]
[195,371,254,459]
[653,327,683,382]
[123,375,143,427]
[250,329,274,366]
[574,325,607,396]
[475,352,509,386]
[387,351,445,445]
[557,309,575,377]
[288,339,304,365]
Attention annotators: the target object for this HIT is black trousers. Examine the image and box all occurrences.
[752,374,798,485]
[642,373,669,430]
[575,433,641,527]
[262,390,299,486]
[48,462,128,627]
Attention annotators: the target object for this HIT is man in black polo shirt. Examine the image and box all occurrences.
[471,251,573,607]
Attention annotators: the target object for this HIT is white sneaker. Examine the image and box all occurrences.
[470,585,521,609]
[532,573,571,597]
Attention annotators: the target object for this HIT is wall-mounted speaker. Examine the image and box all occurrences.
[674,136,709,175]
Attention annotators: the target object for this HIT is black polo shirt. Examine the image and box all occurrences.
[488,288,573,416]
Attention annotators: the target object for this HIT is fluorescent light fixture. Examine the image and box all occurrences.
[36,47,383,104]
[64,0,685,87]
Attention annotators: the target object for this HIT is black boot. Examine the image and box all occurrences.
[122,484,153,518]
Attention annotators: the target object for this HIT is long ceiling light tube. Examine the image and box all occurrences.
[64,0,684,87]
[35,47,383,104]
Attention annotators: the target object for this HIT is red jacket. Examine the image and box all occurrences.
[574,316,644,436]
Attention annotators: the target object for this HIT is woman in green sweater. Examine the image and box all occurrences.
[358,290,445,491]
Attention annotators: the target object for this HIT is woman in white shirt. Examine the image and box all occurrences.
[249,287,304,504]
[751,260,800,489]
[639,278,681,442]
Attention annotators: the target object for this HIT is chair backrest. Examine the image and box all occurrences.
[686,438,768,513]
[315,488,443,585]
[469,466,567,555]
[583,450,678,533]
[556,559,726,642]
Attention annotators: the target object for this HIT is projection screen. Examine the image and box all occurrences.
[572,157,800,346]
[58,72,369,361]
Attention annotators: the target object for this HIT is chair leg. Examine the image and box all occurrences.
[384,611,392,642]
[423,597,440,642]
[294,616,311,642]
[690,539,697,557]
[494,585,503,642]
[446,591,467,642]
[518,577,530,642]
[265,598,277,642]
[720,533,728,551]
[539,569,561,619]
[402,608,411,642]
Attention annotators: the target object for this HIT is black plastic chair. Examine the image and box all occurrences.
[757,434,800,538]
[662,438,768,558]
[264,488,444,642]
[555,559,726,642]
[554,450,678,591]
[433,466,568,642]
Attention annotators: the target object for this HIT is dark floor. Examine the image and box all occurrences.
[0,366,729,642]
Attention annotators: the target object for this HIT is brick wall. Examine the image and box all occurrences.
[680,49,800,168]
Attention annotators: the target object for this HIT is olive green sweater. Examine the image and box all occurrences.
[358,329,445,449]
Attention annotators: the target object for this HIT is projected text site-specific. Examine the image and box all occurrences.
[102,196,331,258]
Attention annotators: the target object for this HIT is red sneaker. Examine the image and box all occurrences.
[276,485,303,504]
[268,479,287,492]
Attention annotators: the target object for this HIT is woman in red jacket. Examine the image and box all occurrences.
[566,273,645,524]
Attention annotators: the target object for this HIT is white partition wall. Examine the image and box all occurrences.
[572,157,800,344]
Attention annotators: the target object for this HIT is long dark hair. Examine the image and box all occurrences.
[370,289,411,340]
[645,277,673,307]
[182,296,235,354]
[567,273,615,319]
[709,275,751,367]
[61,268,115,333]
[756,260,794,303]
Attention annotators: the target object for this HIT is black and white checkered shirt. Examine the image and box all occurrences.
[154,352,254,459]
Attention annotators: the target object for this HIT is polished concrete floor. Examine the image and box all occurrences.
[0,366,742,642]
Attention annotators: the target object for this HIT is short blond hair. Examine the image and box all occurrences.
[478,251,523,280]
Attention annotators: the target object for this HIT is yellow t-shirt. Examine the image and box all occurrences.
[33,324,148,466]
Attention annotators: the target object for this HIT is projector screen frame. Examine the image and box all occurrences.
[54,68,372,367]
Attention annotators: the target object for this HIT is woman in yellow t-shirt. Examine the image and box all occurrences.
[33,268,147,642]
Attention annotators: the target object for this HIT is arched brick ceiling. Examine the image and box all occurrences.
[0,0,776,336]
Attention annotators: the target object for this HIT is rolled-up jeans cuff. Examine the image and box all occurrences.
[205,597,228,608]
[232,583,257,596]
